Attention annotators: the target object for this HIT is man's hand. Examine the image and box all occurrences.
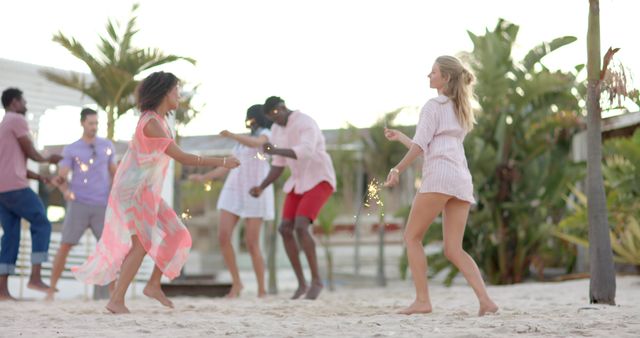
[262,142,275,154]
[249,186,263,198]
[47,154,63,164]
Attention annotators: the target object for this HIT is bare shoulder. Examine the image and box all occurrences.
[143,116,167,138]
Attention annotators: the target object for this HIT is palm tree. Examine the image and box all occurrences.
[586,0,616,305]
[41,3,196,140]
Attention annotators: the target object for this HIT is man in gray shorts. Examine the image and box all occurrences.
[47,108,117,300]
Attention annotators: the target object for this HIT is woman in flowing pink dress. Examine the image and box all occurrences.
[384,56,498,316]
[72,72,240,314]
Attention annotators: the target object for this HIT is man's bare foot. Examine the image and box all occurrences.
[398,300,432,315]
[106,300,130,314]
[304,281,323,300]
[478,301,499,316]
[257,289,267,298]
[143,284,173,308]
[27,280,52,293]
[291,284,308,300]
[225,284,243,299]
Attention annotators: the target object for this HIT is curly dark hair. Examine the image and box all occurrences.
[246,104,272,132]
[136,72,179,112]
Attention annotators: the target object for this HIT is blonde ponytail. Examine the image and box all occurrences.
[436,55,476,131]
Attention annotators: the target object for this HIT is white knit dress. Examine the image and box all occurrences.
[217,128,275,220]
[412,95,475,204]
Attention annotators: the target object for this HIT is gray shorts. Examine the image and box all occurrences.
[62,201,106,245]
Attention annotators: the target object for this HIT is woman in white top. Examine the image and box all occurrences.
[189,105,274,298]
[384,56,498,316]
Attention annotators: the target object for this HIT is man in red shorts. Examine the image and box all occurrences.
[250,96,336,300]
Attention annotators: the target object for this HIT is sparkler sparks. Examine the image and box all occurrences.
[364,178,384,208]
[352,178,385,236]
[204,181,212,192]
[181,209,192,220]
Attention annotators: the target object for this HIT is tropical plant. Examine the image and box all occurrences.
[41,3,196,140]
[555,129,640,271]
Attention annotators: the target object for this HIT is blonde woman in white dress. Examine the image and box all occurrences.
[190,105,274,298]
[384,56,498,316]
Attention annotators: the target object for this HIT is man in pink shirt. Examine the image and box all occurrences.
[250,96,336,300]
[0,88,62,300]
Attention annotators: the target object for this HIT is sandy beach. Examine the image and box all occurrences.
[1,275,638,337]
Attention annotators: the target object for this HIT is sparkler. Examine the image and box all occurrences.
[353,178,385,236]
[204,181,212,192]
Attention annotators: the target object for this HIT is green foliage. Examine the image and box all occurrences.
[556,129,640,266]
[41,3,197,139]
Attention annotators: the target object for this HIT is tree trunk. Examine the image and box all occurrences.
[107,106,115,140]
[586,0,616,305]
[267,220,278,295]
[324,235,334,291]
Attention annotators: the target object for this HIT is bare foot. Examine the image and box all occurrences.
[257,289,267,298]
[44,290,55,302]
[106,300,130,314]
[478,301,499,316]
[27,280,52,293]
[291,285,308,300]
[143,284,174,308]
[398,300,432,315]
[304,281,323,300]
[0,293,17,301]
[225,284,243,299]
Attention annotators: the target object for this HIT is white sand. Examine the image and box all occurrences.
[1,276,639,337]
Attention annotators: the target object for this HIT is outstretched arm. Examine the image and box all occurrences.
[220,130,268,149]
[144,118,240,168]
[189,167,230,182]
[18,136,62,163]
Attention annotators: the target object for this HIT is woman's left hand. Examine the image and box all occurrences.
[384,168,400,187]
[220,130,233,138]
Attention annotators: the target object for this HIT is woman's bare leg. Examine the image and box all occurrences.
[442,198,498,316]
[143,265,173,308]
[399,193,449,315]
[245,218,266,297]
[218,210,242,298]
[106,235,146,314]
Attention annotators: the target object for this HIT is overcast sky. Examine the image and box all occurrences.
[1,0,638,145]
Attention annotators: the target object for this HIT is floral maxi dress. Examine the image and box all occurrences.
[72,112,192,285]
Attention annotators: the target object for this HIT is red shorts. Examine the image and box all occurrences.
[282,181,333,222]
